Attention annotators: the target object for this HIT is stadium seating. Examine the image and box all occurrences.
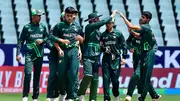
[94,0,109,17]
[159,0,179,46]
[0,0,179,46]
[46,0,61,28]
[14,0,30,33]
[0,0,17,44]
[62,0,76,10]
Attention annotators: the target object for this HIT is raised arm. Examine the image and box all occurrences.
[117,12,141,32]
[88,10,117,30]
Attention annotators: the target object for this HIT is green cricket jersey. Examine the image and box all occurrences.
[100,29,127,58]
[53,21,83,49]
[83,17,112,57]
[126,34,141,54]
[16,22,54,59]
[139,24,156,51]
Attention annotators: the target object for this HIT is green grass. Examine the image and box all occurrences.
[0,94,179,101]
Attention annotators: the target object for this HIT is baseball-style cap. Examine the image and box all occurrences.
[31,9,45,16]
[84,12,102,22]
[65,6,78,14]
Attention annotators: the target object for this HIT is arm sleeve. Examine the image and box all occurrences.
[53,24,60,38]
[118,31,127,59]
[16,26,27,56]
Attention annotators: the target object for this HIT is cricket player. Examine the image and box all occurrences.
[53,6,84,101]
[46,12,71,101]
[16,9,61,101]
[125,34,161,101]
[118,11,160,101]
[100,18,127,101]
[45,30,70,101]
[78,10,117,101]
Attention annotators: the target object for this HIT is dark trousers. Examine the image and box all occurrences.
[23,55,43,99]
[57,47,79,99]
[139,50,156,101]
[102,54,120,101]
[127,52,157,99]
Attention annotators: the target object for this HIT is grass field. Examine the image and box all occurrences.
[0,94,180,101]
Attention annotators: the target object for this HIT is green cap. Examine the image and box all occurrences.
[31,9,45,16]
[61,12,65,18]
[84,12,102,22]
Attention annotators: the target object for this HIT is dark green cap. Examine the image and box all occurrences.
[84,12,102,22]
[31,9,45,16]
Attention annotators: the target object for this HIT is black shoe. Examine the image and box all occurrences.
[138,97,144,101]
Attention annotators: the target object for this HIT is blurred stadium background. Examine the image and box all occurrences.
[0,0,180,101]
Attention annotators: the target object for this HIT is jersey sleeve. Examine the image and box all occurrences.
[139,24,150,36]
[16,25,28,56]
[53,24,61,38]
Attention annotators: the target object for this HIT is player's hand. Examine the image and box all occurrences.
[117,12,124,18]
[120,58,126,65]
[58,49,64,57]
[129,48,134,53]
[78,49,82,60]
[111,9,118,18]
[59,39,70,45]
[36,39,43,45]
[16,55,21,62]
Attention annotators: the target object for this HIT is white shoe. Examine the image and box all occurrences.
[32,99,38,101]
[125,95,131,101]
[53,97,59,101]
[59,94,66,101]
[114,96,119,101]
[79,95,85,101]
[22,97,28,101]
[137,94,141,101]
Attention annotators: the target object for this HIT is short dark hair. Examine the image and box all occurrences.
[142,11,152,20]
[65,6,78,14]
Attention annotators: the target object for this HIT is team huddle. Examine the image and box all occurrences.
[16,6,162,101]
